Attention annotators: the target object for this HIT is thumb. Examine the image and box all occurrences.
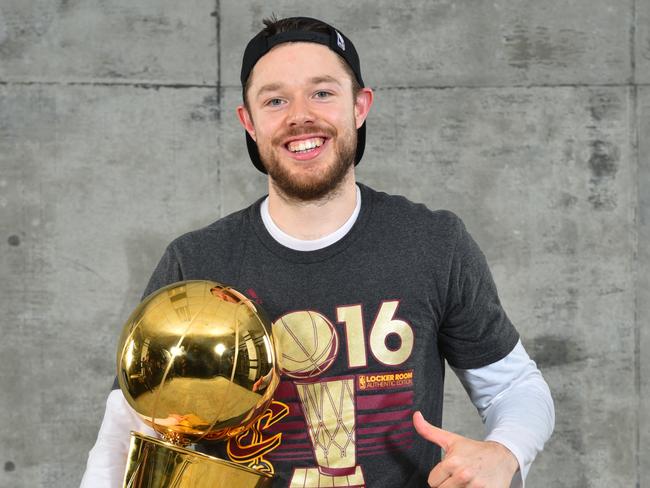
[412,411,455,451]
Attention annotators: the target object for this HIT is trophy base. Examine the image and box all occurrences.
[123,431,274,488]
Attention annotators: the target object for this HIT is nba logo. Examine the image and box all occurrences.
[335,30,345,51]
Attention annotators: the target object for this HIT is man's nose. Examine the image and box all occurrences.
[287,98,314,126]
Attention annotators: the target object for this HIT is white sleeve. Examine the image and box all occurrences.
[451,340,555,488]
[80,389,158,488]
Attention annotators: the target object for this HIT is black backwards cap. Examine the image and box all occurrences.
[240,17,366,174]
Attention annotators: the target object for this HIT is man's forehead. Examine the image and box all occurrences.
[248,42,350,88]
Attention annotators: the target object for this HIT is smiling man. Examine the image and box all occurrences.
[237,30,373,236]
[81,16,554,488]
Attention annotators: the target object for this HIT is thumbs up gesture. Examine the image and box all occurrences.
[413,411,519,488]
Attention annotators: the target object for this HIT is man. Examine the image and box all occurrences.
[81,16,554,488]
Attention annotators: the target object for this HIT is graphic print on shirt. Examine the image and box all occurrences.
[225,302,415,488]
[273,310,339,379]
[227,400,290,474]
[273,310,361,486]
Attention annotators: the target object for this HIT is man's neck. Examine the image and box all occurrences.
[267,172,358,240]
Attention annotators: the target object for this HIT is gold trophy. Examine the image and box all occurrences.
[116,280,280,488]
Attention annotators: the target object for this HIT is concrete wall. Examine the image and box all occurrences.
[0,1,645,486]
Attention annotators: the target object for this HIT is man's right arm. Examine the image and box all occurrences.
[81,242,185,487]
[79,390,157,487]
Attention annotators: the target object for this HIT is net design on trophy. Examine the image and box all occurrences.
[298,379,355,464]
[272,311,365,488]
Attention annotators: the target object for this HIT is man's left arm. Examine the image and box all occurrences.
[414,340,554,488]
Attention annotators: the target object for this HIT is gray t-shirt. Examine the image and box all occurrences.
[137,183,519,487]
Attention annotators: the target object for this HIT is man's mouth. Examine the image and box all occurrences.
[285,137,326,154]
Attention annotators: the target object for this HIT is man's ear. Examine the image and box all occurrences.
[237,105,256,141]
[354,87,374,129]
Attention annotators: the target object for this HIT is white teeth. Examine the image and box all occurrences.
[288,137,324,153]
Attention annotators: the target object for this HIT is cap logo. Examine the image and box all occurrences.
[335,30,345,51]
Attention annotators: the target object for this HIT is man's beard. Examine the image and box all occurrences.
[258,123,357,203]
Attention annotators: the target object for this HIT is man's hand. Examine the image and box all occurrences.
[413,411,519,488]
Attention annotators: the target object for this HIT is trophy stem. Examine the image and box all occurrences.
[159,431,191,448]
[123,431,274,488]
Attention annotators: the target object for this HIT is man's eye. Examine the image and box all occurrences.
[266,98,284,106]
[314,91,331,99]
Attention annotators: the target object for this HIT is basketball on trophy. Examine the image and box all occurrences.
[273,310,339,379]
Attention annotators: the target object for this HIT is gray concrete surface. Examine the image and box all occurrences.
[638,85,649,488]
[0,1,646,487]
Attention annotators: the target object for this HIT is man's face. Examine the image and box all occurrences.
[238,42,371,202]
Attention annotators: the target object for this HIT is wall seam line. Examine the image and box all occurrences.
[2,81,650,90]
[215,0,222,218]
[631,1,640,487]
